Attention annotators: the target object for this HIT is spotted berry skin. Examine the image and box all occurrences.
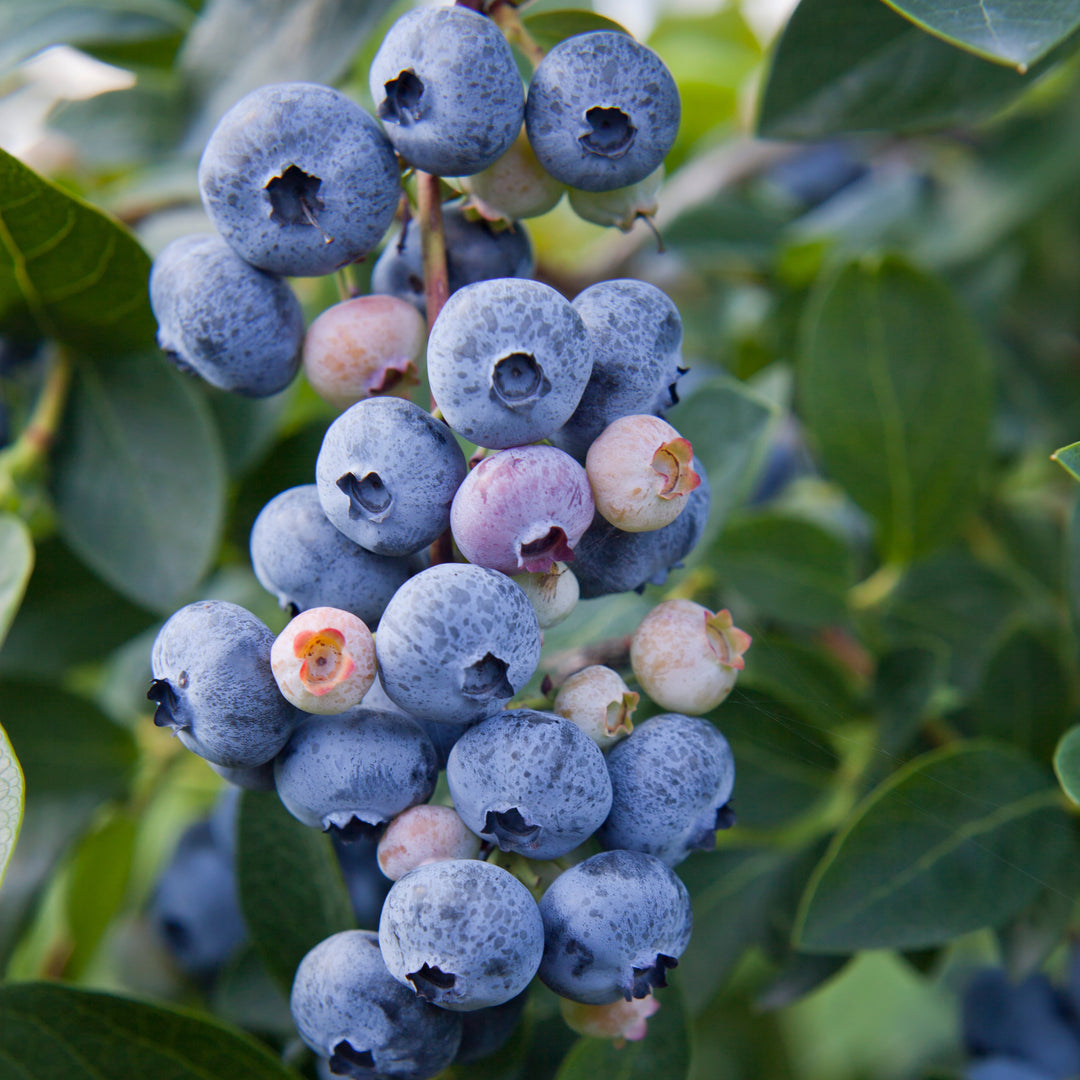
[451,446,594,576]
[291,929,462,1080]
[274,707,438,838]
[361,677,468,771]
[370,6,524,177]
[447,710,613,860]
[379,859,544,1011]
[150,234,303,397]
[598,713,736,867]
[525,32,679,193]
[376,563,541,725]
[149,601,299,768]
[316,397,467,557]
[426,278,592,450]
[538,850,692,1005]
[198,82,401,277]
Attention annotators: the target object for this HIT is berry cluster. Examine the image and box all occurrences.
[144,3,751,1074]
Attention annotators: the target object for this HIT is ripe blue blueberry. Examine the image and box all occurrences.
[454,990,530,1065]
[371,203,534,317]
[362,676,468,771]
[316,397,467,557]
[598,713,736,866]
[369,6,524,177]
[446,709,612,860]
[149,600,299,768]
[426,278,592,449]
[966,1060,1057,1080]
[291,929,462,1080]
[199,82,401,277]
[376,563,541,725]
[208,759,277,791]
[332,834,391,930]
[525,32,679,193]
[251,484,416,626]
[274,707,438,839]
[149,234,303,398]
[537,850,692,1005]
[379,859,544,1011]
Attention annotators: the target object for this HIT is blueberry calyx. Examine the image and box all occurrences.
[323,812,385,842]
[264,165,331,243]
[380,70,424,125]
[627,954,678,1000]
[337,471,393,520]
[462,652,514,701]
[580,107,636,159]
[485,807,541,849]
[519,526,574,573]
[491,352,551,407]
[329,1041,376,1079]
[408,962,456,1000]
[715,802,737,830]
[147,678,183,730]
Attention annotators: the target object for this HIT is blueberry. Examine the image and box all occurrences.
[379,859,544,1011]
[149,820,246,980]
[290,929,462,1080]
[149,234,303,397]
[369,6,524,177]
[966,1059,1055,1080]
[598,713,736,866]
[274,707,438,839]
[552,279,686,461]
[199,82,401,277]
[375,563,541,725]
[426,278,592,449]
[537,850,692,1005]
[208,759,277,792]
[149,600,300,768]
[455,989,530,1064]
[332,835,391,930]
[446,709,612,860]
[316,397,468,557]
[361,676,468,770]
[525,32,679,193]
[251,485,416,627]
[371,202,534,317]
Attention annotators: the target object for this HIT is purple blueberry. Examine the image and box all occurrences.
[149,233,303,397]
[375,563,541,725]
[447,709,612,860]
[426,278,593,450]
[369,6,524,177]
[525,32,679,193]
[316,397,467,557]
[198,82,401,277]
[538,850,692,1005]
[149,600,299,769]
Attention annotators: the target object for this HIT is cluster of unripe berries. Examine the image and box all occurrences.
[144,4,751,1075]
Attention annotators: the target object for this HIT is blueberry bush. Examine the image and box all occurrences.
[2,1,1080,1078]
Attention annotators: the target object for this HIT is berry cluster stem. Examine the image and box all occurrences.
[489,2,545,69]
[416,171,450,335]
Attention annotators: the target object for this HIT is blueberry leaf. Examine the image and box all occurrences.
[0,721,24,890]
[523,11,630,53]
[0,513,33,651]
[1052,440,1080,481]
[1054,725,1080,806]
[0,147,156,353]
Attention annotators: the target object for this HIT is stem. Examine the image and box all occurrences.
[489,2,545,69]
[848,562,904,611]
[416,171,450,336]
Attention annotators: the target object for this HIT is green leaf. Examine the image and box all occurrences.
[210,945,295,1039]
[555,982,690,1080]
[795,743,1073,951]
[880,0,1080,69]
[710,512,854,625]
[0,721,24,890]
[0,147,156,353]
[974,626,1073,762]
[873,645,945,758]
[1054,725,1080,805]
[52,352,226,612]
[757,0,1071,139]
[0,513,33,651]
[800,256,991,562]
[523,10,630,52]
[1052,440,1080,481]
[236,790,356,994]
[0,982,301,1079]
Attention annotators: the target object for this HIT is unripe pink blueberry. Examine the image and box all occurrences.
[553,665,638,750]
[450,445,594,575]
[302,294,424,410]
[377,805,481,881]
[630,600,751,714]
[270,607,376,714]
[560,994,661,1043]
[460,127,565,221]
[511,562,580,629]
[586,414,700,532]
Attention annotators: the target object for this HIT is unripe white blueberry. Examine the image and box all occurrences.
[553,665,638,750]
[511,562,580,629]
[302,295,425,410]
[271,607,376,714]
[377,805,481,881]
[586,414,700,532]
[568,166,663,233]
[460,127,565,221]
[630,600,751,714]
